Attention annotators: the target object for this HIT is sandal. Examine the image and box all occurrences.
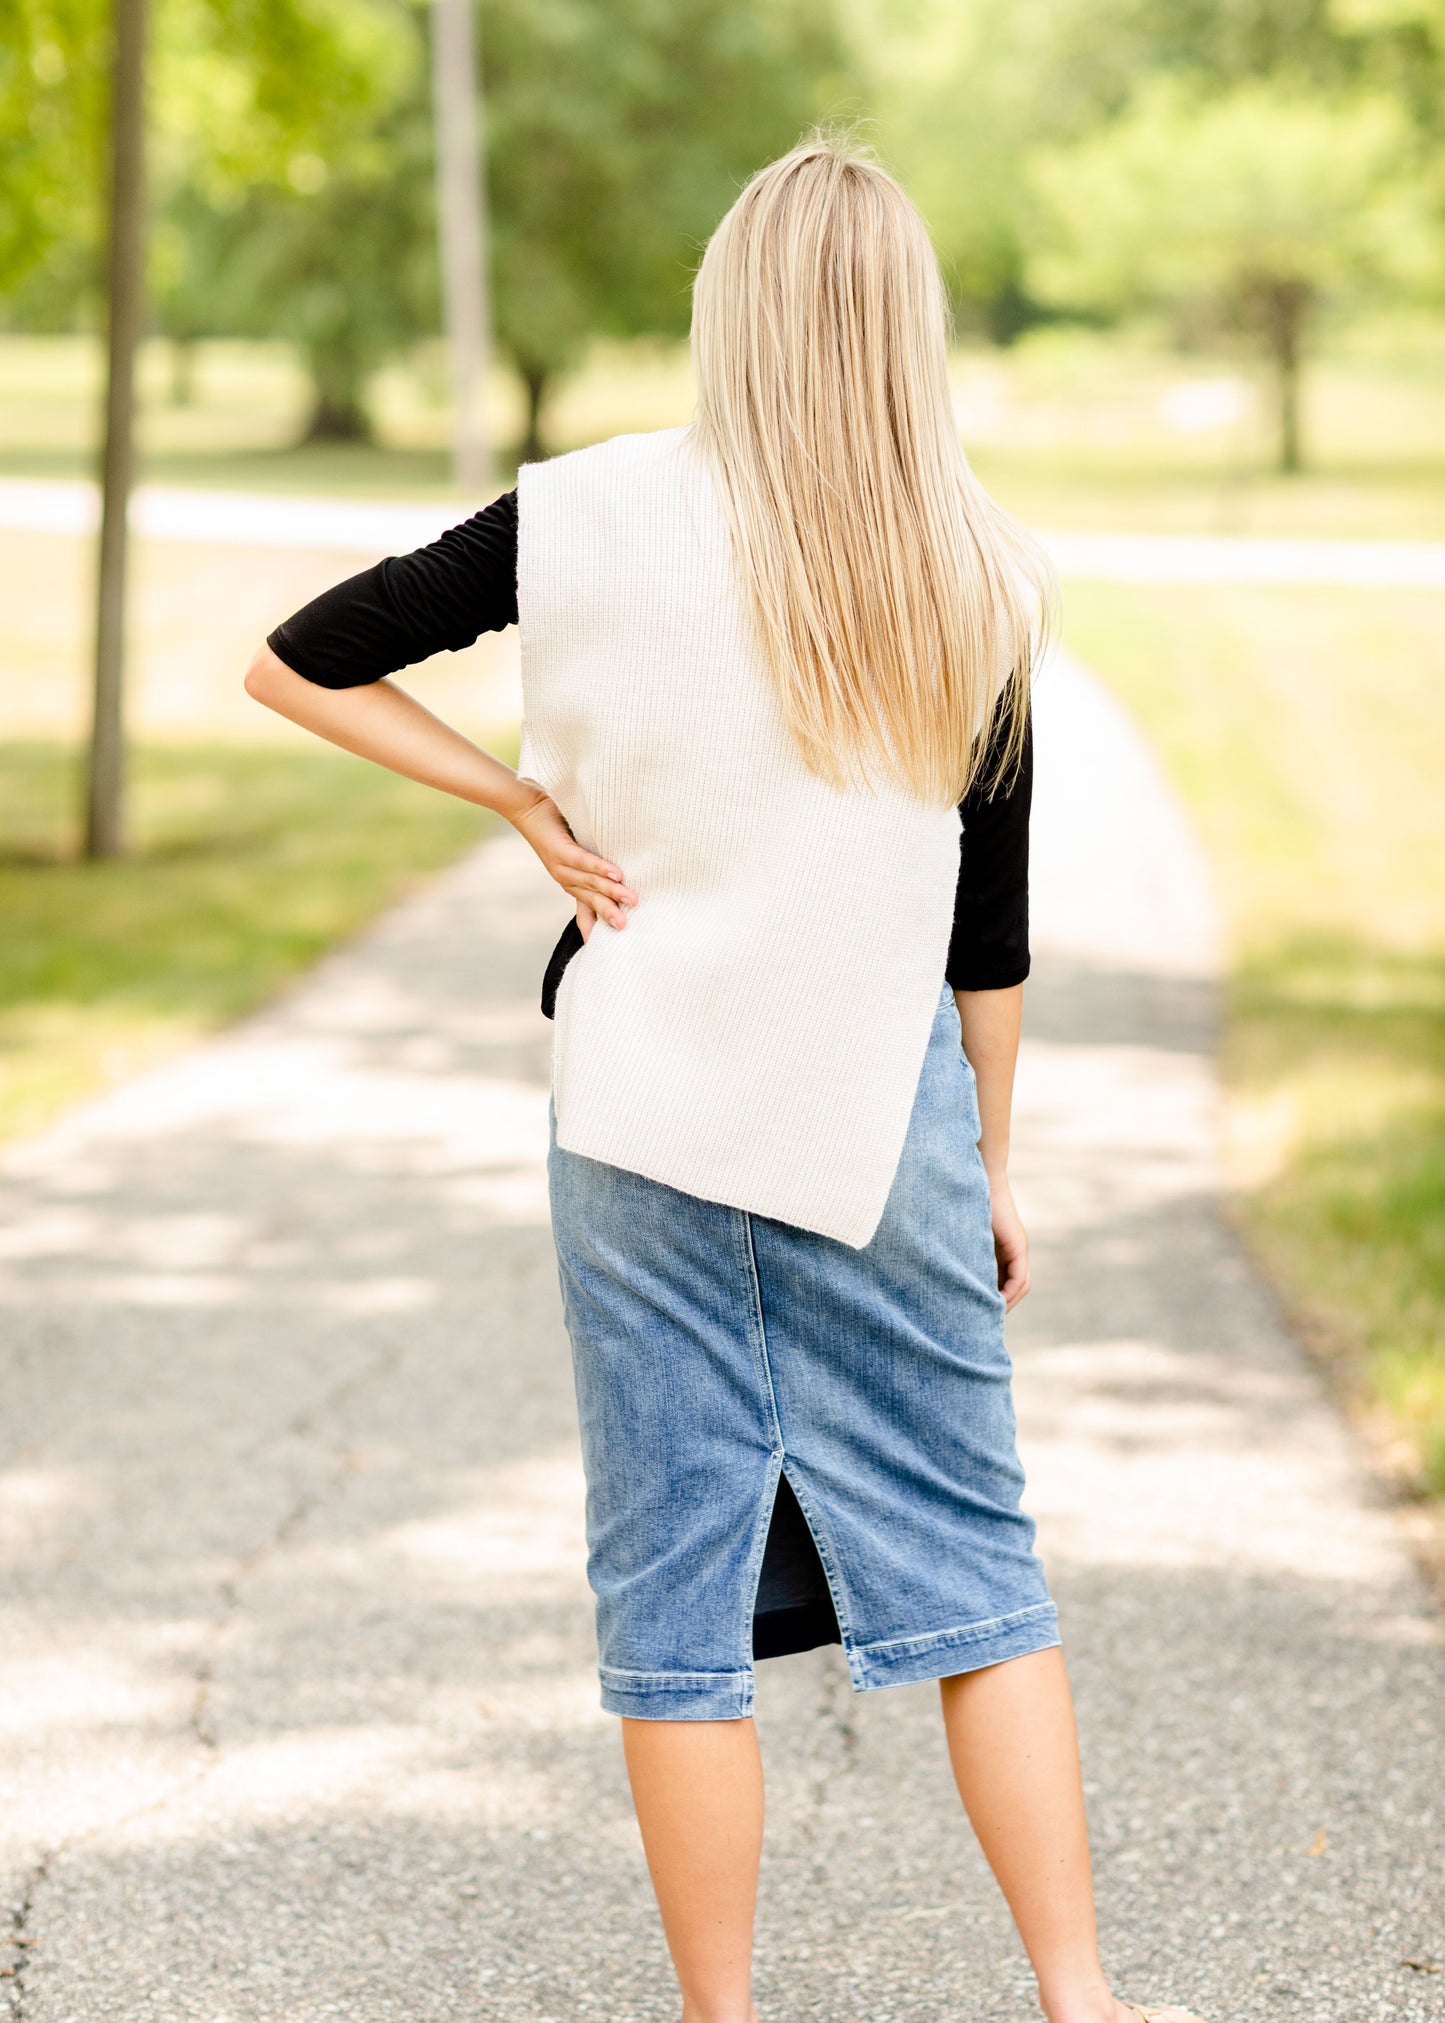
[1122,2007,1210,2023]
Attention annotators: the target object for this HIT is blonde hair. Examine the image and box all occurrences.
[691,132,1055,804]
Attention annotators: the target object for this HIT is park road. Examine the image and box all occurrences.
[2,651,1443,2023]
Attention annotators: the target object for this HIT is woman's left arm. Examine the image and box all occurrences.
[949,701,1033,1311]
[955,983,1028,1310]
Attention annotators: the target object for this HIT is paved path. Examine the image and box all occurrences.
[5,475,1445,585]
[2,654,1443,2023]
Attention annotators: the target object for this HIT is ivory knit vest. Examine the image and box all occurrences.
[517,425,962,1248]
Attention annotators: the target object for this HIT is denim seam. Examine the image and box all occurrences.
[599,1664,755,1689]
[734,1210,785,1677]
[854,1599,1058,1661]
[735,1210,783,1451]
[740,1450,783,1676]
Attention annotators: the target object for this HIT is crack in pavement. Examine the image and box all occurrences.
[191,1332,407,1752]
[2,1854,46,2021]
[5,1329,410,2011]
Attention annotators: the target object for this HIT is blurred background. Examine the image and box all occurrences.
[1,0,1442,1510]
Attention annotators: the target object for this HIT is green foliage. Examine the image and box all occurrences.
[147,0,430,436]
[483,0,846,452]
[0,0,408,320]
[2,0,845,445]
[0,0,111,320]
[1024,80,1434,465]
[1028,79,1429,317]
[853,0,1444,336]
[6,0,1442,437]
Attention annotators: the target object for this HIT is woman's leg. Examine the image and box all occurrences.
[621,1717,764,2023]
[940,1647,1132,2023]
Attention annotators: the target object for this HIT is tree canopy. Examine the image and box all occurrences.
[1026,79,1435,467]
[0,0,399,319]
[2,0,1441,456]
[485,0,844,454]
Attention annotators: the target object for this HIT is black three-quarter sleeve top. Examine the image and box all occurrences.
[267,489,1033,1014]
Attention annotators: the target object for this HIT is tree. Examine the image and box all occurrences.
[188,87,439,441]
[145,0,427,440]
[847,0,1426,339]
[484,0,847,459]
[0,0,112,322]
[137,0,844,456]
[430,0,493,489]
[1024,79,1435,469]
[86,0,148,860]
[0,0,422,426]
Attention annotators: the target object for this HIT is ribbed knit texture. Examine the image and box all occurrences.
[517,426,961,1248]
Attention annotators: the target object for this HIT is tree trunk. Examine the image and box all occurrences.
[304,341,372,442]
[430,0,492,492]
[518,364,549,464]
[170,335,195,406]
[306,391,372,442]
[86,0,149,862]
[1262,278,1310,476]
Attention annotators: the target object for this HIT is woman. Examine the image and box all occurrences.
[247,135,1204,2023]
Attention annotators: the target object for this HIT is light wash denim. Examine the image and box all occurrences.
[548,983,1060,1720]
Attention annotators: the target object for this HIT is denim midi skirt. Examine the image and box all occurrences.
[548,984,1060,1720]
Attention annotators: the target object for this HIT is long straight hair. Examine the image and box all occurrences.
[691,133,1055,805]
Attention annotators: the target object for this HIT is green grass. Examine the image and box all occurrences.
[0,742,497,1142]
[963,318,1445,539]
[4,322,1445,535]
[1063,579,1445,1494]
[0,332,693,499]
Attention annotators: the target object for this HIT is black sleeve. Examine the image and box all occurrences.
[945,703,1032,991]
[266,489,519,688]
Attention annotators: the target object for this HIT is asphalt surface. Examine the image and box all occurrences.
[2,652,1442,2023]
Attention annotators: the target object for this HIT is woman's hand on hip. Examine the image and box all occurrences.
[988,1172,1030,1310]
[509,786,637,936]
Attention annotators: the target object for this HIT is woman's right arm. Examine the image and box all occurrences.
[245,644,522,818]
[245,491,637,931]
[244,649,636,930]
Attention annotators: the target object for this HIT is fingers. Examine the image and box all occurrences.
[517,796,638,930]
[560,842,636,902]
[562,882,631,931]
[573,869,637,908]
[995,1235,1030,1311]
[553,844,637,930]
[999,1258,1030,1310]
[556,866,635,928]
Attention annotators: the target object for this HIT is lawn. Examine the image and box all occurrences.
[0,741,498,1143]
[1063,580,1445,1496]
[5,319,1445,535]
[0,331,697,499]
